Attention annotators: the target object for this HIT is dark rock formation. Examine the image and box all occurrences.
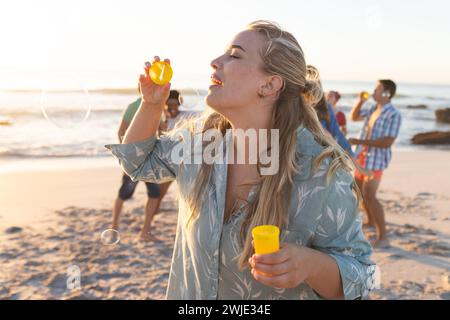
[411,131,450,145]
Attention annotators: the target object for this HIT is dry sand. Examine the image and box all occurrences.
[0,150,449,300]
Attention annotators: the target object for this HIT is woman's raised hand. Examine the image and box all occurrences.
[139,56,171,109]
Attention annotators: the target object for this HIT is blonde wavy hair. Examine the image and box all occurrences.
[169,20,358,270]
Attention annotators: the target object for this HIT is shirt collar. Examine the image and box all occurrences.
[378,102,395,115]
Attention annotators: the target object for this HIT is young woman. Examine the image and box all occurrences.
[106,21,375,300]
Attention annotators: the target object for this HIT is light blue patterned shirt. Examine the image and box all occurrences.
[105,125,376,300]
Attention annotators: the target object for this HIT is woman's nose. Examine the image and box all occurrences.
[210,56,222,70]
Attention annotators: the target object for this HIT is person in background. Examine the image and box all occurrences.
[313,95,372,177]
[314,95,352,155]
[349,80,402,248]
[146,89,190,228]
[327,91,346,136]
[164,89,199,131]
[165,90,185,130]
[111,91,167,242]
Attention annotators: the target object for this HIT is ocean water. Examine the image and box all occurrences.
[0,81,449,160]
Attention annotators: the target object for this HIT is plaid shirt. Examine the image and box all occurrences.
[355,103,402,170]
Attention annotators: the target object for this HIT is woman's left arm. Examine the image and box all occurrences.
[250,241,344,299]
[250,171,376,299]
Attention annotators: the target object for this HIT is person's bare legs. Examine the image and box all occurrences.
[363,178,390,248]
[139,182,172,241]
[160,181,172,196]
[355,177,375,228]
[139,197,161,242]
[154,182,172,215]
[112,197,124,230]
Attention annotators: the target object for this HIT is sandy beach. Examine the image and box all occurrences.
[0,149,449,300]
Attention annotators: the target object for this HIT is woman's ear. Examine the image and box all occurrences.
[260,75,284,97]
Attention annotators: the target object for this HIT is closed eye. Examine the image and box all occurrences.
[224,47,241,59]
[228,50,240,59]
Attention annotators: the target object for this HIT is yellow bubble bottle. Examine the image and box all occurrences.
[149,61,173,85]
[362,91,369,100]
[252,225,280,255]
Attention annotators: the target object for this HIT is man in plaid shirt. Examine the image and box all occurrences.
[349,80,402,249]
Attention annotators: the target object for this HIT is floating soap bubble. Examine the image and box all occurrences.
[40,88,91,128]
[178,87,205,112]
[100,229,120,246]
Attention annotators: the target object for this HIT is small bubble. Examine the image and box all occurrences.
[100,229,120,246]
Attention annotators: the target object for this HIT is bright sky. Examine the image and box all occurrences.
[0,0,449,90]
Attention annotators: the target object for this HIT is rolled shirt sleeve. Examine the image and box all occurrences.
[358,104,375,118]
[104,134,181,184]
[311,171,376,300]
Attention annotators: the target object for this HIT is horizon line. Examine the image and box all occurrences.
[2,79,450,93]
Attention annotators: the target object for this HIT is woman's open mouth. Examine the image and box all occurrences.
[210,74,223,88]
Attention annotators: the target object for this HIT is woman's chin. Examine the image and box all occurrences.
[205,92,220,110]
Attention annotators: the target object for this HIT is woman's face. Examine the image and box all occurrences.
[205,30,269,114]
